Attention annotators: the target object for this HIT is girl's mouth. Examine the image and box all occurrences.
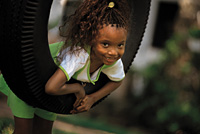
[105,57,117,63]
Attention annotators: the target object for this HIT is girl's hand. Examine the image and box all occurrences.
[71,95,95,114]
[73,84,86,110]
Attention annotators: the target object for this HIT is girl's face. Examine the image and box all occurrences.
[92,24,127,65]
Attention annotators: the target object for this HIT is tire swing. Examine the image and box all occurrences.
[0,0,151,114]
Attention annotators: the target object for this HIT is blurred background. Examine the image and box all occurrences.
[1,0,200,134]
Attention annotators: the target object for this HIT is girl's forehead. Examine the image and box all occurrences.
[95,24,127,43]
[98,24,127,37]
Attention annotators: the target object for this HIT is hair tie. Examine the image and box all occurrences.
[108,2,115,8]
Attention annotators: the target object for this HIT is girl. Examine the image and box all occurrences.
[1,0,131,133]
[46,0,131,114]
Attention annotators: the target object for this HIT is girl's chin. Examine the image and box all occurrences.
[104,60,116,65]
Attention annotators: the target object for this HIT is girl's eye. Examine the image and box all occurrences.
[118,44,124,48]
[102,43,109,47]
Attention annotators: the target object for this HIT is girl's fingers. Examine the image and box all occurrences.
[73,100,78,108]
[71,96,91,113]
[76,105,85,111]
[76,104,90,112]
[70,107,86,114]
[74,96,88,108]
[82,96,88,102]
[74,96,87,108]
[70,110,75,114]
[73,99,82,108]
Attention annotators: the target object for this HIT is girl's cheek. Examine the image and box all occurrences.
[119,49,125,57]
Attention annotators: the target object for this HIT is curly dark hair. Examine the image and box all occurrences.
[58,0,131,61]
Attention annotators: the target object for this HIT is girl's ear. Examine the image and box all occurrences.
[90,36,98,46]
[89,40,95,47]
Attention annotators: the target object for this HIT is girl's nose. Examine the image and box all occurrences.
[108,48,118,56]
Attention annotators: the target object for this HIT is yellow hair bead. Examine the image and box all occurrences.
[108,2,115,8]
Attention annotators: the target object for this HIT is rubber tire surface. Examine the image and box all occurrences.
[0,0,151,114]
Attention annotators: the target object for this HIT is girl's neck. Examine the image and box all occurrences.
[90,51,103,74]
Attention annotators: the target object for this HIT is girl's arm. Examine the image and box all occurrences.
[71,80,123,113]
[45,68,85,97]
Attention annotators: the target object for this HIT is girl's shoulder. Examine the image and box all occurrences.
[102,59,125,82]
[50,41,91,64]
[49,41,64,58]
[61,45,90,64]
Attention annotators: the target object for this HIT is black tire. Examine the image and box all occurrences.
[0,0,151,114]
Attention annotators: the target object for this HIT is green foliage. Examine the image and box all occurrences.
[0,118,14,134]
[57,115,138,134]
[129,33,200,134]
[189,27,200,39]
